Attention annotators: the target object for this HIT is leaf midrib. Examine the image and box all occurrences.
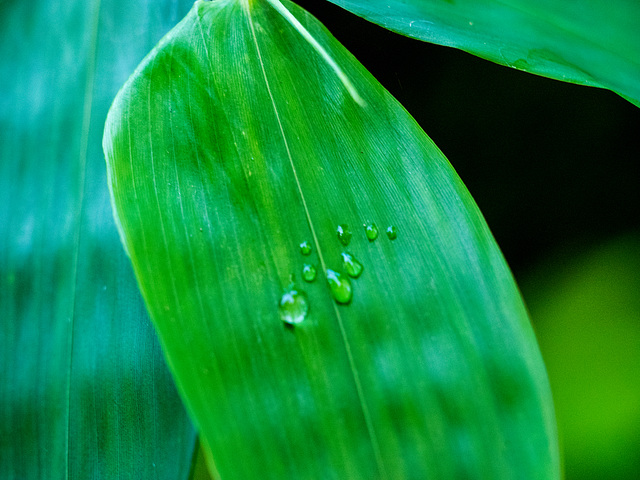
[65,0,103,477]
[242,0,387,476]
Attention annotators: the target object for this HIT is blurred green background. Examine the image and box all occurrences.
[297,1,640,478]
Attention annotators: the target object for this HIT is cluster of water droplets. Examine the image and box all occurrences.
[278,221,398,325]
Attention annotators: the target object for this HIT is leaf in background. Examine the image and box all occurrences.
[326,0,640,106]
[103,0,559,478]
[0,0,197,477]
[522,235,640,480]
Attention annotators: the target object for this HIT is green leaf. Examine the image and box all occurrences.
[0,0,197,477]
[103,0,559,478]
[327,0,640,106]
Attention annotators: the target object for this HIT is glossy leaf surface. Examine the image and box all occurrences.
[328,0,640,106]
[0,0,197,477]
[104,0,559,478]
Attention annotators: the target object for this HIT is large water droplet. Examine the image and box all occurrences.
[386,225,398,240]
[326,269,352,304]
[278,289,309,325]
[341,251,363,278]
[299,241,312,256]
[364,223,378,241]
[336,224,352,246]
[302,263,317,282]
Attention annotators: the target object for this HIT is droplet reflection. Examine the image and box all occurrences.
[336,224,352,246]
[278,289,309,325]
[365,223,379,241]
[299,241,312,256]
[341,251,363,278]
[326,269,353,304]
[302,264,317,282]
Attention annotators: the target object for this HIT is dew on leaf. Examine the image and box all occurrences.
[299,241,312,256]
[336,224,352,246]
[386,225,398,240]
[341,251,363,278]
[278,289,309,325]
[364,223,378,241]
[326,269,352,304]
[302,263,317,282]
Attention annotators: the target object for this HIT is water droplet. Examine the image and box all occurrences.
[278,289,309,325]
[326,269,352,304]
[302,263,317,282]
[364,223,378,241]
[299,241,312,256]
[386,225,398,240]
[336,224,352,246]
[341,251,363,278]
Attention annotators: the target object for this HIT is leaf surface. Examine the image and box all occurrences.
[104,0,559,478]
[327,0,640,106]
[0,0,197,477]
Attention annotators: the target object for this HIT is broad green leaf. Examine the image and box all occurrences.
[103,0,559,478]
[0,0,197,477]
[327,0,640,106]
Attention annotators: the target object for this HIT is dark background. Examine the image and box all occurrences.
[294,2,640,479]
[296,0,640,275]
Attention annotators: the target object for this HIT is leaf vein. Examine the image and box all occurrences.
[244,2,387,477]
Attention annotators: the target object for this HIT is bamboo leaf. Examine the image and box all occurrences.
[327,0,640,106]
[103,0,559,478]
[0,0,197,477]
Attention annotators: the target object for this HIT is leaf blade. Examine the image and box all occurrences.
[0,0,198,477]
[327,0,640,106]
[104,0,559,478]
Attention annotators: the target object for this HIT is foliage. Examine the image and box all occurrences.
[102,0,556,478]
[328,0,640,106]
[3,0,637,477]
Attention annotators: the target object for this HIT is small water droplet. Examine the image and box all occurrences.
[386,225,398,240]
[326,269,352,304]
[299,241,312,255]
[341,251,363,278]
[278,289,309,325]
[364,223,378,241]
[302,263,317,282]
[336,224,352,246]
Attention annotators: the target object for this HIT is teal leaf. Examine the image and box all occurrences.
[0,0,197,477]
[327,0,640,106]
